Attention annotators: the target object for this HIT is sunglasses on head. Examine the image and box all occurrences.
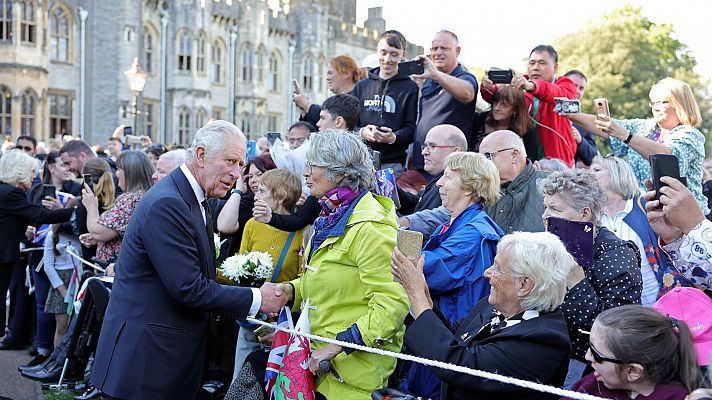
[589,341,626,364]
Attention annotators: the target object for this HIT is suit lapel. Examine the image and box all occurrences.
[170,169,215,278]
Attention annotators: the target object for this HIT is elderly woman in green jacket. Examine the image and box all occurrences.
[280,130,409,399]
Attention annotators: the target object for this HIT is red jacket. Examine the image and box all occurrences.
[482,75,577,166]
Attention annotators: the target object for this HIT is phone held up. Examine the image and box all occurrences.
[593,98,610,117]
[291,79,302,94]
[546,216,594,270]
[83,174,94,192]
[554,98,580,114]
[487,68,514,84]
[266,132,282,146]
[650,153,685,203]
[42,184,56,199]
[398,60,424,76]
[394,229,423,282]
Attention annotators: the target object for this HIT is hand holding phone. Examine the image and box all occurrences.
[487,68,514,84]
[593,98,610,118]
[292,79,302,94]
[394,229,423,282]
[650,153,684,203]
[83,174,94,192]
[43,184,56,199]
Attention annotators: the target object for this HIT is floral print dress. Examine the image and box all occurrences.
[96,191,144,262]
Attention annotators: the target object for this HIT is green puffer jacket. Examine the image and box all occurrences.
[292,192,409,400]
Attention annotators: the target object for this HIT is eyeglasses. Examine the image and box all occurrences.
[589,342,626,364]
[483,147,514,160]
[648,100,671,108]
[421,143,458,152]
[287,137,307,145]
[18,146,34,152]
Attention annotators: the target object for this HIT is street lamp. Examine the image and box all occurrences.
[123,57,148,139]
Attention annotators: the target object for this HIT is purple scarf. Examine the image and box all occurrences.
[315,187,360,228]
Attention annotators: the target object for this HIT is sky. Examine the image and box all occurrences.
[354,0,712,84]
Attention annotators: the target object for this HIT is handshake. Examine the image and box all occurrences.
[258,282,294,314]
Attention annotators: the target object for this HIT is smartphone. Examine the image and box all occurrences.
[546,216,594,269]
[266,132,281,146]
[372,150,381,171]
[43,184,56,199]
[123,126,133,136]
[398,60,424,76]
[650,153,684,202]
[394,229,423,282]
[487,68,514,84]
[593,98,610,117]
[126,135,142,145]
[554,98,580,114]
[291,79,302,94]
[83,174,94,191]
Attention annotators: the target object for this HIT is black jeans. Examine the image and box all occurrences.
[0,261,13,336]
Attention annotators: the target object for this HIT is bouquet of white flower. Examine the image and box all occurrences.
[218,251,274,287]
[214,233,222,259]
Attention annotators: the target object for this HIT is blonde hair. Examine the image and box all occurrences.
[82,158,116,209]
[651,77,701,127]
[259,169,302,210]
[444,152,501,206]
[591,155,641,200]
[0,149,38,186]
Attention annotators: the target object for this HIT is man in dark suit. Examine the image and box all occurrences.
[91,120,287,399]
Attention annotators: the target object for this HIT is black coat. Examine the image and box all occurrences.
[398,172,443,216]
[404,299,571,400]
[90,168,255,399]
[0,182,73,264]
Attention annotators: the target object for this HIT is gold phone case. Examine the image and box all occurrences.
[397,230,423,261]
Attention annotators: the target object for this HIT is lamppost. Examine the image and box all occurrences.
[123,57,148,139]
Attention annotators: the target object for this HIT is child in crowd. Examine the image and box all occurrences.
[565,305,703,400]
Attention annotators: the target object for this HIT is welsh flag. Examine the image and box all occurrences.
[274,299,314,400]
[265,306,293,399]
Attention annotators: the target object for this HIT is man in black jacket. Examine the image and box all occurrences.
[397,124,467,217]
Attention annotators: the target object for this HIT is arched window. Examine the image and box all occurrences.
[177,30,192,71]
[317,54,325,93]
[177,107,191,144]
[21,90,36,135]
[50,7,70,62]
[256,45,265,83]
[268,51,280,92]
[195,107,206,130]
[0,0,12,41]
[20,0,35,43]
[302,54,314,91]
[0,87,10,136]
[143,29,154,73]
[196,32,207,74]
[49,92,71,137]
[241,44,253,81]
[211,40,224,83]
[240,112,251,135]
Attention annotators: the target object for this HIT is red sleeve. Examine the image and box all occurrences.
[480,84,497,104]
[531,76,577,104]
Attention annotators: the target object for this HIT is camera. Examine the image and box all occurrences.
[554,98,580,114]
[487,68,514,84]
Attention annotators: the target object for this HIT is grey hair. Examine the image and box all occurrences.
[187,120,246,161]
[536,158,568,172]
[498,231,574,312]
[0,149,37,186]
[591,155,642,200]
[306,129,375,190]
[160,149,188,169]
[538,169,607,225]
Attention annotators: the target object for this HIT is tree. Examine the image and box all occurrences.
[554,6,712,154]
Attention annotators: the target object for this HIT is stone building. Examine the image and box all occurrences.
[0,0,422,146]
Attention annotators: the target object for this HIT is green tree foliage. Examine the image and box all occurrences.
[554,5,712,154]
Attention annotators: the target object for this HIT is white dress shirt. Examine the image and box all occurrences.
[179,164,262,316]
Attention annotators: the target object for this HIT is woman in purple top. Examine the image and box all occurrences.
[564,305,702,400]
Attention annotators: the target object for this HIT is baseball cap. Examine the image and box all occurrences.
[654,287,712,366]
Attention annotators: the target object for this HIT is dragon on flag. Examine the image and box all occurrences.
[265,306,293,399]
[274,299,314,400]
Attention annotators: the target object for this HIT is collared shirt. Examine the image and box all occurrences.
[600,198,659,305]
[179,163,261,316]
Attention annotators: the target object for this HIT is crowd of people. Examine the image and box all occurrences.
[1,27,712,400]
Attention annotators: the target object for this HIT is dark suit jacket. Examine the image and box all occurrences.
[0,182,73,264]
[398,172,443,216]
[404,299,571,400]
[90,168,254,400]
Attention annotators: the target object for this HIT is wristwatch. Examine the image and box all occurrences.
[231,188,243,196]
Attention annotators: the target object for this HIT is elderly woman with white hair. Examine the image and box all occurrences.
[539,169,642,385]
[278,129,409,400]
[591,155,687,305]
[0,149,75,347]
[391,231,573,400]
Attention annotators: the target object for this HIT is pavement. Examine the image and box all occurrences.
[0,347,43,400]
